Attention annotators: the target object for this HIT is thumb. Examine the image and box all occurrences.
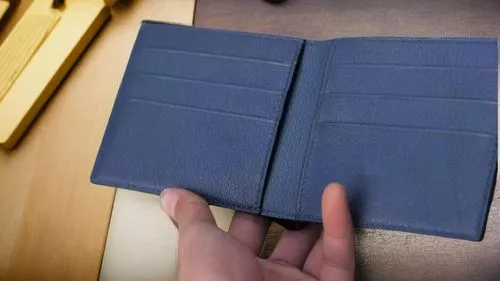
[321,183,355,281]
[160,188,216,230]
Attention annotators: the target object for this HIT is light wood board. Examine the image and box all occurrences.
[99,190,233,281]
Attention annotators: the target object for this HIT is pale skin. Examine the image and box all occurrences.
[160,183,355,281]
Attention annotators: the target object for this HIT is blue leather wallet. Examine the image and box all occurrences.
[91,21,498,240]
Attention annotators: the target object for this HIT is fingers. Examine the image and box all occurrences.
[160,188,216,230]
[160,184,355,281]
[228,212,270,255]
[320,183,355,281]
[268,223,322,268]
[302,234,323,276]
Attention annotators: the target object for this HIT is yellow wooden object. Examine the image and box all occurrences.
[0,0,111,149]
[0,11,60,101]
[0,1,9,20]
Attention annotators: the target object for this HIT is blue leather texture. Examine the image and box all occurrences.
[264,38,498,241]
[91,22,303,211]
[92,22,498,240]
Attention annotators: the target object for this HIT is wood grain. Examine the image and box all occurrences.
[0,1,118,279]
[195,0,500,39]
[195,1,500,280]
[0,1,198,280]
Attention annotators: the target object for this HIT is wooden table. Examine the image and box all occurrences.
[0,1,199,280]
[0,2,114,281]
[0,1,192,280]
[1,0,499,280]
[195,1,500,281]
[0,1,198,280]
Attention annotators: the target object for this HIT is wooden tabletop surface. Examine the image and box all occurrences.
[0,1,499,280]
[0,1,114,280]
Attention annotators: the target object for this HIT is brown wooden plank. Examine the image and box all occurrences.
[195,0,500,38]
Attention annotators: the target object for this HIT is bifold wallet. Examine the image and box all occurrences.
[91,21,498,241]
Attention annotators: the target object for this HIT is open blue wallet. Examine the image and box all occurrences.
[91,21,498,241]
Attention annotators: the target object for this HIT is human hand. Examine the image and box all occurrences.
[160,183,355,281]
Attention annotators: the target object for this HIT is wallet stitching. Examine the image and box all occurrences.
[296,43,337,216]
[255,42,303,209]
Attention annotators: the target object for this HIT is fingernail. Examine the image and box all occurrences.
[160,188,179,218]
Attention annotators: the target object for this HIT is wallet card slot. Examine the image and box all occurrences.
[123,73,284,120]
[128,98,276,123]
[321,91,496,104]
[143,47,291,66]
[325,63,496,70]
[317,94,496,135]
[138,22,302,64]
[92,100,278,209]
[297,123,497,239]
[133,72,281,93]
[323,66,497,100]
[314,121,494,138]
[132,48,291,91]
[332,38,497,69]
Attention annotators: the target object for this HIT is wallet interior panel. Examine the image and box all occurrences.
[296,38,497,240]
[92,23,304,211]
